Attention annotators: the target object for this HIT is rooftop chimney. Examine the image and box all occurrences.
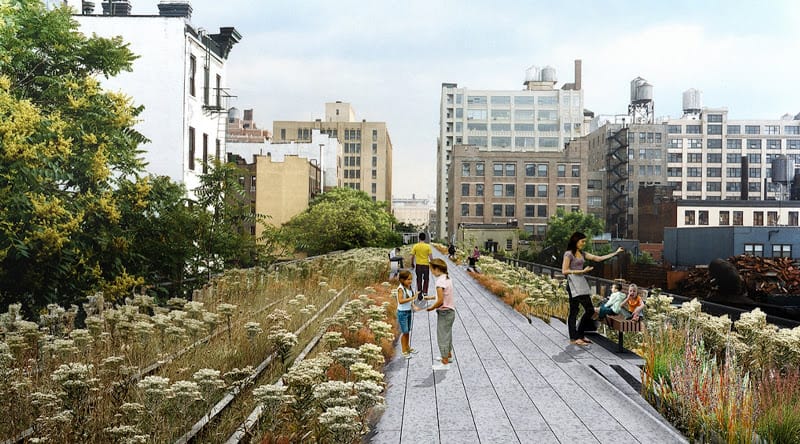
[157,1,192,19]
[82,0,95,14]
[574,59,582,90]
[101,0,131,16]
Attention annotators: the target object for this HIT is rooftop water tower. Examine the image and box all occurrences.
[628,77,654,124]
[682,88,703,119]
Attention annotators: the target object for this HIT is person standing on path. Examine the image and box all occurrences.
[410,232,432,296]
[562,232,623,346]
[395,270,420,358]
[427,258,455,371]
[467,246,480,272]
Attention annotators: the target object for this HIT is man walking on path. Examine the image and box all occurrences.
[410,232,432,296]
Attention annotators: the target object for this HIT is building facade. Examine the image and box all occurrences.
[448,144,587,242]
[227,108,272,143]
[584,85,800,239]
[273,102,393,205]
[69,1,240,199]
[391,195,433,229]
[437,61,588,239]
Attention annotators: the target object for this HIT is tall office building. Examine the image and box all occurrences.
[437,60,588,239]
[273,102,393,205]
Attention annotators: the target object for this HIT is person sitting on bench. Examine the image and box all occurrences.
[389,247,404,269]
[596,282,627,320]
[620,283,645,321]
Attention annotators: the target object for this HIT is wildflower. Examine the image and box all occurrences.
[192,368,226,393]
[167,298,188,309]
[322,331,346,350]
[354,380,385,414]
[170,380,203,402]
[358,343,384,366]
[217,303,237,317]
[245,322,263,341]
[223,366,254,385]
[368,320,393,342]
[137,375,170,401]
[332,347,361,370]
[314,380,356,408]
[350,362,383,384]
[253,383,292,414]
[318,406,361,441]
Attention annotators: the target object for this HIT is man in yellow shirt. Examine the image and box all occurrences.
[410,232,433,296]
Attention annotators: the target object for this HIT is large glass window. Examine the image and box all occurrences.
[765,125,780,135]
[707,153,722,163]
[537,110,558,121]
[727,139,742,149]
[467,96,487,105]
[719,211,730,225]
[538,95,558,105]
[745,125,760,135]
[539,137,559,148]
[707,139,722,149]
[516,137,535,148]
[515,109,535,120]
[571,165,580,177]
[686,125,701,134]
[557,164,566,177]
[515,123,536,131]
[493,204,502,216]
[733,211,743,225]
[493,184,503,197]
[505,205,515,217]
[467,136,487,147]
[525,184,534,197]
[707,125,723,135]
[699,210,709,225]
[491,110,511,121]
[514,96,534,105]
[685,211,696,225]
[772,244,792,258]
[491,136,511,148]
[707,114,723,123]
[790,211,799,226]
[744,243,764,256]
[537,164,548,177]
[475,204,483,216]
[467,109,488,120]
[462,163,470,177]
[525,163,535,176]
[461,204,469,216]
[753,211,764,226]
[727,125,741,134]
[525,205,535,218]
[667,125,682,134]
[505,184,516,197]
[747,139,762,150]
[490,95,511,105]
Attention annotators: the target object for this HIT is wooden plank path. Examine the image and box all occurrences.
[369,252,686,444]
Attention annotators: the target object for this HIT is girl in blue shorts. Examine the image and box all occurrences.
[396,270,419,358]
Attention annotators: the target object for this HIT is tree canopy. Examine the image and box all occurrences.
[543,208,605,254]
[283,188,400,255]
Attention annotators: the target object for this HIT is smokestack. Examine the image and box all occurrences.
[740,156,748,200]
[574,59,582,90]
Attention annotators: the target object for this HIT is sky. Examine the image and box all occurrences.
[131,1,800,200]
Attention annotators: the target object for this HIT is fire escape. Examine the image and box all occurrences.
[606,127,629,238]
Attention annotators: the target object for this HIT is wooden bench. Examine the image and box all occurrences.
[604,315,643,353]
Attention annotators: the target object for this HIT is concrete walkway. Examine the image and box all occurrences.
[369,252,686,444]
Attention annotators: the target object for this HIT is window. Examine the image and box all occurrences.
[786,126,800,135]
[505,205,515,217]
[514,96,534,105]
[727,168,741,178]
[698,210,709,225]
[525,163,535,176]
[250,176,256,192]
[753,211,764,226]
[491,95,511,105]
[588,196,602,208]
[475,163,485,176]
[202,133,208,173]
[687,182,702,191]
[490,163,503,177]
[203,65,210,105]
[749,168,761,178]
[727,125,741,135]
[686,125,701,134]
[587,180,601,190]
[525,205,535,218]
[525,184,534,197]
[668,153,683,163]
[727,153,741,163]
[744,244,764,257]
[461,204,469,216]
[571,165,580,177]
[768,211,778,226]
[707,139,722,149]
[707,182,721,192]
[467,95,487,105]
[790,211,799,226]
[215,74,221,108]
[772,245,792,258]
[685,210,696,225]
[688,139,702,148]
[492,204,502,217]
[707,114,723,122]
[493,184,503,197]
[505,184,515,197]
[515,109,535,120]
[790,140,800,150]
[745,125,760,135]
[571,186,580,198]
[707,125,722,135]
[767,139,781,150]
[556,185,565,198]
[765,125,780,135]
[707,153,722,163]
[462,163,470,177]
[188,126,195,170]
[747,139,762,150]
[727,139,742,149]
[557,164,566,177]
[719,211,730,225]
[506,239,513,250]
[476,184,484,196]
[505,163,516,177]
[733,211,743,225]
[667,167,682,177]
[537,205,548,217]
[492,136,512,147]
[461,183,470,196]
[537,184,548,197]
[667,125,682,134]
[189,55,196,97]
[707,167,722,177]
[687,167,701,177]
[539,137,559,148]
[688,153,702,163]
[475,204,483,216]
[537,164,548,177]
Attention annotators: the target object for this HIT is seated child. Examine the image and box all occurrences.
[597,283,627,319]
[620,283,645,321]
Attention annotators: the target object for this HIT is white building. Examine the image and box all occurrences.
[65,0,240,200]
[437,60,587,239]
[226,130,342,191]
[392,195,433,229]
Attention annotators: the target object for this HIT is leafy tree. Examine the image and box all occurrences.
[0,1,149,313]
[543,208,605,255]
[283,188,400,255]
